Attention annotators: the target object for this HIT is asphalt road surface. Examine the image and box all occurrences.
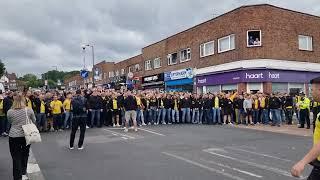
[0,125,314,180]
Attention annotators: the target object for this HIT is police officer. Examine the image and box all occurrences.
[298,92,311,129]
[291,77,320,179]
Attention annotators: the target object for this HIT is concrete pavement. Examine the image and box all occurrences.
[0,125,314,180]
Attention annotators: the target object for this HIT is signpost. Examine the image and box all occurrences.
[80,69,89,79]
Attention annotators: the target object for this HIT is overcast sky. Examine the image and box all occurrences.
[0,0,319,77]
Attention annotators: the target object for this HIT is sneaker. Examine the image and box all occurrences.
[124,128,128,132]
[78,146,84,150]
[228,123,233,125]
[22,175,29,180]
[148,122,151,125]
[69,146,74,150]
[142,123,147,126]
[50,128,55,132]
[116,124,120,127]
[86,125,89,129]
[59,129,63,132]
[129,126,134,129]
[134,128,138,132]
[2,132,8,137]
[162,122,167,125]
[168,123,172,125]
[113,124,116,127]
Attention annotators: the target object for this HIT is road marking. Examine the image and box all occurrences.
[162,152,245,180]
[202,159,263,178]
[103,129,135,139]
[138,128,165,136]
[203,149,305,179]
[121,137,128,140]
[224,146,292,162]
[28,149,45,180]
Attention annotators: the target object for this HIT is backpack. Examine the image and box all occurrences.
[72,96,86,114]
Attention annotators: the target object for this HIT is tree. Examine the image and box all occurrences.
[19,74,43,88]
[0,60,6,77]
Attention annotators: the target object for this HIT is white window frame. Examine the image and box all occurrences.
[200,41,214,58]
[298,35,313,51]
[247,30,262,47]
[121,69,125,75]
[145,60,152,71]
[108,71,114,78]
[134,64,140,72]
[153,57,162,69]
[167,53,178,65]
[115,70,119,77]
[218,34,235,53]
[128,66,133,73]
[180,48,191,62]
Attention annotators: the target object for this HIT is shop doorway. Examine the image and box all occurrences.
[247,83,263,94]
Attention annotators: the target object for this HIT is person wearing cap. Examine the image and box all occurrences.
[298,92,311,129]
[291,77,320,179]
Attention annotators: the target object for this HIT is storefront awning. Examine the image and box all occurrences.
[141,81,164,87]
[165,78,193,86]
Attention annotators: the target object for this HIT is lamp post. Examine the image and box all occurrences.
[82,44,95,87]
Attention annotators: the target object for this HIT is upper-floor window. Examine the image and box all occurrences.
[121,69,125,75]
[145,60,152,70]
[247,30,261,47]
[135,64,140,71]
[154,58,162,69]
[108,71,114,78]
[167,53,178,65]
[299,35,313,51]
[180,48,191,62]
[128,66,133,73]
[200,41,214,58]
[218,34,235,53]
[115,70,119,77]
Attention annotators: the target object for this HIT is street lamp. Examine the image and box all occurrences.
[82,44,95,87]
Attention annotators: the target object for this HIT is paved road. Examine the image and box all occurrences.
[0,125,314,180]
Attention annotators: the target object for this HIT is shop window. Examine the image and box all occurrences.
[289,83,305,96]
[154,58,162,69]
[218,34,235,53]
[145,60,152,71]
[299,35,313,51]
[272,83,288,93]
[135,64,140,72]
[207,85,221,93]
[247,30,262,47]
[247,83,262,94]
[180,48,191,62]
[128,66,133,73]
[115,70,119,77]
[168,53,178,65]
[200,41,214,57]
[108,71,114,78]
[222,84,237,93]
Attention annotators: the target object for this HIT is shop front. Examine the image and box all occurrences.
[142,73,164,90]
[109,76,126,90]
[164,68,194,92]
[196,69,320,95]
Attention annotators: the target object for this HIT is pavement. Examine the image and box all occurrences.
[0,124,315,180]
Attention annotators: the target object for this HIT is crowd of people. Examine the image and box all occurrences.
[0,87,317,136]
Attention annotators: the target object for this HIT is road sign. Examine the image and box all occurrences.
[80,69,89,79]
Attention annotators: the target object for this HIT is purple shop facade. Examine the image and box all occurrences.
[196,69,320,86]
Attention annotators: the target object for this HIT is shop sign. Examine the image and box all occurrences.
[142,73,164,84]
[164,68,193,81]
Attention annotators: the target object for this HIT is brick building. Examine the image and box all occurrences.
[64,74,84,90]
[99,4,320,94]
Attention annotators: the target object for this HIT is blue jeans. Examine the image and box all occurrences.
[156,108,165,124]
[261,109,269,124]
[136,109,145,125]
[203,109,211,124]
[253,109,260,124]
[64,111,73,129]
[148,107,157,125]
[163,108,172,124]
[90,110,101,127]
[199,109,204,124]
[172,109,180,123]
[181,108,191,123]
[36,113,47,131]
[212,108,221,124]
[270,109,281,126]
[192,109,200,124]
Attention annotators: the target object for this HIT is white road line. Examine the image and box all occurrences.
[224,146,292,162]
[121,137,128,140]
[103,129,135,139]
[28,149,45,180]
[162,152,245,180]
[201,159,263,178]
[138,128,166,136]
[203,150,306,179]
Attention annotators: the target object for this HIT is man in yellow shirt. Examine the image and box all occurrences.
[25,91,33,109]
[63,93,73,129]
[292,77,320,179]
[34,94,48,132]
[50,95,64,131]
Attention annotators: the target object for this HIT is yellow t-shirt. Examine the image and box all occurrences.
[174,100,178,111]
[314,113,320,161]
[254,99,259,109]
[136,97,141,106]
[260,98,266,108]
[26,98,32,109]
[0,100,4,116]
[63,99,71,111]
[50,100,63,114]
[113,99,118,110]
[214,97,219,108]
[40,101,46,113]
